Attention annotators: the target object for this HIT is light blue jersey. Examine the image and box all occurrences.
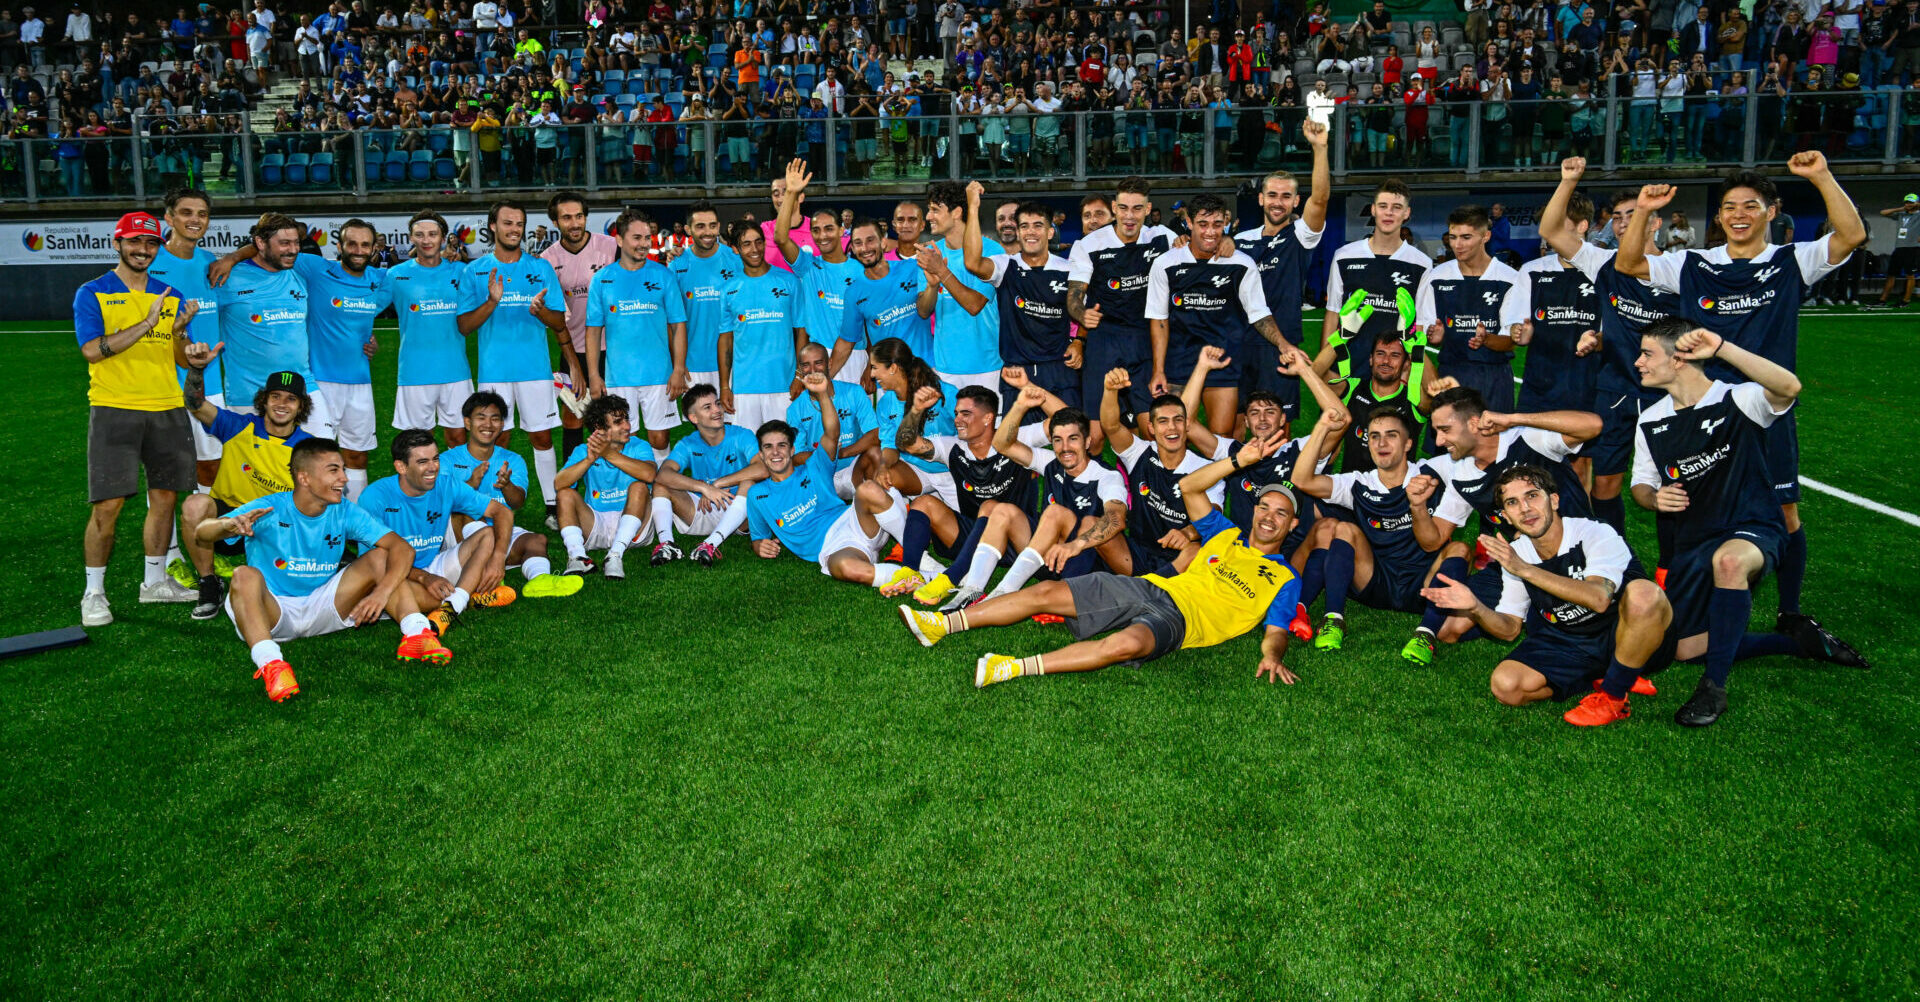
[388,257,471,387]
[294,254,392,385]
[745,448,847,563]
[148,244,223,392]
[463,252,563,384]
[841,259,931,359]
[667,244,743,372]
[785,379,875,472]
[438,442,529,507]
[227,491,392,597]
[788,251,861,350]
[721,268,803,395]
[215,259,312,404]
[665,423,761,482]
[875,381,959,475]
[358,472,494,569]
[928,234,1003,374]
[585,258,686,387]
[563,437,659,512]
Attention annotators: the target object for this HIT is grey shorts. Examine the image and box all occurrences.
[88,406,197,503]
[1065,572,1186,663]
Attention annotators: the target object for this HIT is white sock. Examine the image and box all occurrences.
[521,555,552,580]
[84,566,106,595]
[870,561,902,589]
[560,525,587,559]
[650,496,675,545]
[249,639,284,669]
[345,467,369,502]
[918,551,947,579]
[448,588,471,614]
[702,498,751,548]
[143,555,166,587]
[960,544,1000,592]
[872,488,909,542]
[609,514,644,556]
[989,548,1047,598]
[399,612,432,636]
[532,446,558,508]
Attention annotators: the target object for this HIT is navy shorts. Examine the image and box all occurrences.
[1763,411,1799,505]
[1588,385,1642,478]
[1167,341,1241,389]
[1664,525,1784,641]
[1467,563,1506,607]
[1505,625,1680,701]
[1448,359,1516,412]
[1110,533,1181,578]
[1237,336,1303,419]
[1356,552,1432,613]
[1081,337,1153,426]
[1006,358,1082,422]
[1065,572,1186,663]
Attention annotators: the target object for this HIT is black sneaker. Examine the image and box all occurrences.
[191,575,223,621]
[1674,676,1729,728]
[1777,612,1871,669]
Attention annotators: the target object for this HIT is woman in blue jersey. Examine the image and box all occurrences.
[869,336,961,512]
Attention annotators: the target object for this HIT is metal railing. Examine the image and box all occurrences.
[4,91,1912,203]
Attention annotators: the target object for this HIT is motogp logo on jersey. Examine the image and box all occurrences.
[1048,280,1067,294]
[1481,291,1501,306]
[1578,283,1595,297]
[1210,275,1233,288]
[1392,273,1414,286]
[1755,266,1780,284]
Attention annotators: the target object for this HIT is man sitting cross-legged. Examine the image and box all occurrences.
[358,428,522,637]
[1419,464,1676,727]
[199,437,450,704]
[436,390,582,599]
[554,394,665,578]
[897,433,1305,689]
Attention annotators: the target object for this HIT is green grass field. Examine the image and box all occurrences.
[3,315,1917,999]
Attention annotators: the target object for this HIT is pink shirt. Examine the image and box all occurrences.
[539,231,619,353]
[1807,27,1839,65]
[761,215,821,272]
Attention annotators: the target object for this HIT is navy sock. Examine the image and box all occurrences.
[1325,539,1355,617]
[1705,587,1750,686]
[1599,656,1641,699]
[1737,631,1797,662]
[943,516,991,582]
[1420,555,1468,633]
[900,510,932,573]
[1778,527,1807,616]
[1297,549,1327,608]
[1592,494,1626,534]
[561,425,584,461]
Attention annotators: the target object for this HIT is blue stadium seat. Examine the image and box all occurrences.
[604,68,626,83]
[409,150,433,182]
[434,153,458,181]
[383,149,407,183]
[310,151,334,185]
[615,93,638,110]
[259,152,284,186]
[426,130,452,154]
[285,152,310,185]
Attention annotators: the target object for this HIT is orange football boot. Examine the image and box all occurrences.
[255,659,299,702]
[1563,690,1632,726]
[397,631,452,665]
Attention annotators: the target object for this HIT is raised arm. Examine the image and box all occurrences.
[960,179,995,281]
[1098,366,1138,453]
[1539,156,1589,260]
[1403,470,1458,552]
[1787,150,1866,264]
[1289,406,1349,500]
[1177,429,1286,523]
[773,157,809,265]
[894,382,944,458]
[1678,327,1800,408]
[1179,346,1229,457]
[1301,117,1331,233]
[991,383,1045,466]
[1613,183,1674,281]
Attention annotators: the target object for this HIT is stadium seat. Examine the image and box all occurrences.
[409,150,433,182]
[259,152,284,186]
[433,153,458,181]
[285,152,310,185]
[310,151,334,185]
[615,93,638,110]
[383,149,407,183]
[605,69,626,83]
[426,130,452,154]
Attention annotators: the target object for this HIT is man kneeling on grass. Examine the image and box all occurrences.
[898,434,1305,688]
[199,437,449,704]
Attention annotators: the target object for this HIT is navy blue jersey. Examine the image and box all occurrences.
[1416,257,1528,369]
[1494,518,1635,638]
[1226,436,1327,547]
[1573,245,1684,399]
[1340,378,1423,473]
[1324,238,1431,373]
[1646,237,1841,375]
[1633,381,1791,552]
[1145,246,1273,384]
[1515,255,1603,411]
[1433,427,1591,533]
[928,435,1040,522]
[1235,218,1326,345]
[1024,447,1127,516]
[988,252,1073,365]
[1067,224,1178,358]
[1323,462,1472,572]
[1115,435,1229,544]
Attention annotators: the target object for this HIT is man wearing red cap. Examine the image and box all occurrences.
[75,211,222,627]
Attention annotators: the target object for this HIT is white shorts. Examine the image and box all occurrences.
[191,392,227,462]
[319,381,377,451]
[935,368,1001,393]
[731,391,789,433]
[832,463,857,501]
[671,492,730,537]
[902,465,959,510]
[227,568,352,642]
[834,348,868,385]
[816,503,885,575]
[425,529,467,582]
[480,378,561,432]
[234,386,337,443]
[585,506,653,550]
[608,384,680,436]
[686,370,719,392]
[393,379,475,430]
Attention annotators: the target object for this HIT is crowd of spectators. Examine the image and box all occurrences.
[1,0,1916,198]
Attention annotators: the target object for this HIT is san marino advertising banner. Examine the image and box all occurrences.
[0,211,630,267]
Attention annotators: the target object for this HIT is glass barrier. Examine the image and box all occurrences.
[17,136,145,199]
[253,130,357,192]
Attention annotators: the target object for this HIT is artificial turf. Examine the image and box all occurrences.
[2,315,1915,998]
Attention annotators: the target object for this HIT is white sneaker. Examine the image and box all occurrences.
[545,511,560,532]
[604,549,626,580]
[563,555,597,576]
[81,592,112,626]
[139,578,198,604]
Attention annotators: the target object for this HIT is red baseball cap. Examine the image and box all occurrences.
[113,212,163,240]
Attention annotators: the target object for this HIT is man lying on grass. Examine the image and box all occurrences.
[897,432,1306,688]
